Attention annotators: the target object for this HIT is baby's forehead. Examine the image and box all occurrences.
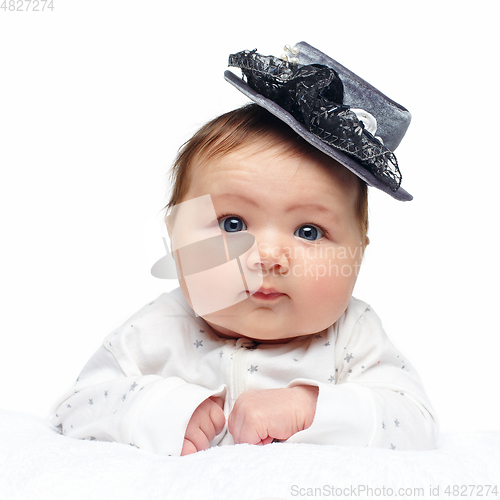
[195,140,359,191]
[188,147,359,217]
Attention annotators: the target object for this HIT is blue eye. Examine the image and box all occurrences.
[295,224,324,241]
[219,216,247,232]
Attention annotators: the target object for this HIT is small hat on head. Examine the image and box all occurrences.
[224,41,413,201]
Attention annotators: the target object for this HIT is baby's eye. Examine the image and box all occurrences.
[218,216,247,233]
[295,224,324,241]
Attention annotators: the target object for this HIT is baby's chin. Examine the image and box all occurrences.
[202,315,328,343]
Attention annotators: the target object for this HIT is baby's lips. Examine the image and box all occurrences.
[256,286,283,295]
[246,288,288,298]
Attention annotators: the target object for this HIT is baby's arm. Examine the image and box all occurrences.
[51,343,226,456]
[284,304,438,450]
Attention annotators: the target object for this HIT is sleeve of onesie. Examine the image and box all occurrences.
[50,302,226,457]
[285,304,438,450]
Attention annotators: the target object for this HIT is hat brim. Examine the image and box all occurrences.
[224,69,413,202]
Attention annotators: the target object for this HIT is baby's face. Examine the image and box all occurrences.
[168,142,366,342]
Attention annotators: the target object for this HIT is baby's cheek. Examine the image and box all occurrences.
[299,257,357,317]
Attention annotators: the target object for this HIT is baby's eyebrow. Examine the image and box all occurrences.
[214,192,338,222]
[215,193,331,211]
[287,203,340,225]
[285,202,332,214]
[215,193,258,207]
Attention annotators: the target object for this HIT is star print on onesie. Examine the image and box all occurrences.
[50,287,437,455]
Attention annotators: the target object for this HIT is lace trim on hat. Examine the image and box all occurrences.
[228,49,402,192]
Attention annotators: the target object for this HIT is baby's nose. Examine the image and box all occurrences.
[246,237,290,274]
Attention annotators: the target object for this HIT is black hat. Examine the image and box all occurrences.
[225,41,413,201]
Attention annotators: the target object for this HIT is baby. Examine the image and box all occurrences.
[51,42,437,456]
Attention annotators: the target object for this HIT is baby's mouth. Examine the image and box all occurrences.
[247,286,286,300]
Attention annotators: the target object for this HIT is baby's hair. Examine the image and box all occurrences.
[163,104,368,242]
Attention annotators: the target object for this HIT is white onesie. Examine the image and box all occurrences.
[51,287,438,456]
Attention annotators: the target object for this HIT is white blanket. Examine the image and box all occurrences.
[1,409,499,500]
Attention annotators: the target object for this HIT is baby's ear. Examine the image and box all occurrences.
[365,236,370,247]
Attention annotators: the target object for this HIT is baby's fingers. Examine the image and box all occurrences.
[180,438,198,456]
[183,426,212,454]
[208,399,226,435]
[182,397,226,456]
[260,436,275,446]
[210,396,224,410]
[228,410,267,445]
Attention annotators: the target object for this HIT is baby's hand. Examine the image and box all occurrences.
[181,396,225,456]
[228,386,319,445]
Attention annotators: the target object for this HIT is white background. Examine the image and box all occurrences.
[0,0,498,434]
